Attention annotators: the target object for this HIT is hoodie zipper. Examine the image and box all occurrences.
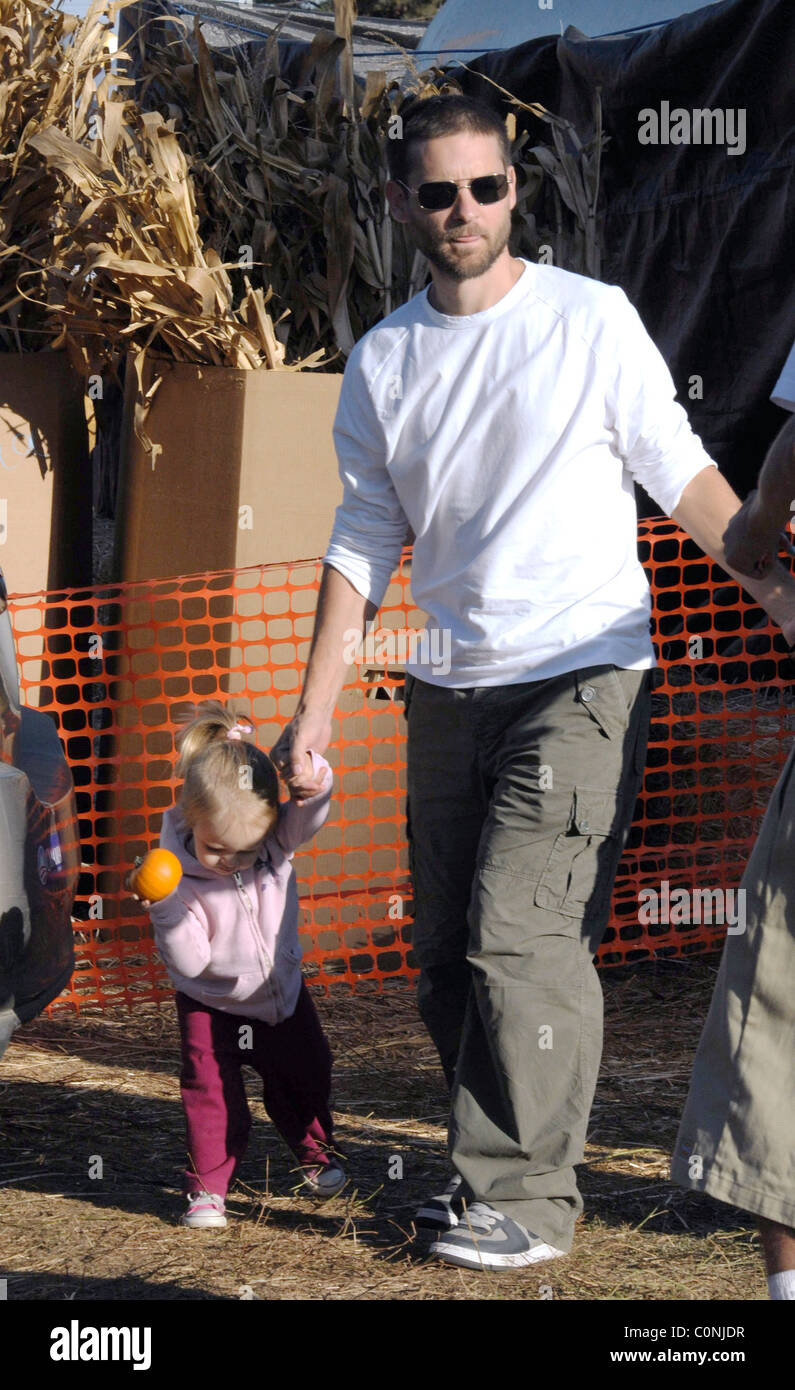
[233,870,281,1011]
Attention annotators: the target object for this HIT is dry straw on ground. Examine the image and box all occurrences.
[0,962,766,1301]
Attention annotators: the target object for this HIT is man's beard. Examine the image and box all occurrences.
[410,210,513,282]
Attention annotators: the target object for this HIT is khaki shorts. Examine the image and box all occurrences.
[670,744,795,1228]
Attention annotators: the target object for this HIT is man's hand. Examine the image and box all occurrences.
[269,565,377,803]
[722,489,783,579]
[270,711,332,805]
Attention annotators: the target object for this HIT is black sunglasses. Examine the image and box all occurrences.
[397,173,510,212]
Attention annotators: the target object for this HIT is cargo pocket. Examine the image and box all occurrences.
[575,666,630,742]
[534,786,618,919]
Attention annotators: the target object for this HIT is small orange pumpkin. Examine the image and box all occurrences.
[132,848,182,902]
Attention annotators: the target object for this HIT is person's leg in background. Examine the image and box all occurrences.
[759,1221,795,1300]
[671,743,795,1299]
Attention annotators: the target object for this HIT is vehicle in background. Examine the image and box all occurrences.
[0,569,80,1059]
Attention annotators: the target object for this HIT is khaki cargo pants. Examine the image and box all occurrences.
[404,663,652,1252]
[670,742,795,1228]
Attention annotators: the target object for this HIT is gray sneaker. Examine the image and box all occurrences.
[430,1201,566,1270]
[414,1174,464,1231]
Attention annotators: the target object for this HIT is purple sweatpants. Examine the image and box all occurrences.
[176,982,335,1198]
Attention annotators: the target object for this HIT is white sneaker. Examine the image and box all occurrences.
[181,1190,227,1228]
[298,1162,347,1198]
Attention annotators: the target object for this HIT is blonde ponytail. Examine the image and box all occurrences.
[172,700,279,829]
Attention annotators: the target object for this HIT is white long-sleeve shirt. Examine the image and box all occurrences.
[324,258,717,687]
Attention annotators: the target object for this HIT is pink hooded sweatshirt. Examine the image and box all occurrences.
[148,750,332,1024]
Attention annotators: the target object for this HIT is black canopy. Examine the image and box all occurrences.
[455,0,794,504]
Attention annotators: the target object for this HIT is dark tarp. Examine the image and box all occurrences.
[455,0,795,507]
[118,1,323,99]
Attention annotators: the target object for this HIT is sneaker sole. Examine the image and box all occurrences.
[430,1237,565,1270]
[181,1215,227,1229]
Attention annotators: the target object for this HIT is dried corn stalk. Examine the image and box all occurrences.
[455,67,608,280]
[133,9,462,365]
[0,0,121,349]
[1,0,605,387]
[0,0,316,385]
[131,6,606,365]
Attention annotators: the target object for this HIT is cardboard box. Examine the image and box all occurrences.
[108,356,418,974]
[0,352,92,595]
[114,355,344,581]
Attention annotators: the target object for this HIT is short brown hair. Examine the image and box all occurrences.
[386,93,512,187]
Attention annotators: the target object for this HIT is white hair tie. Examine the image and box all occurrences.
[226,722,253,741]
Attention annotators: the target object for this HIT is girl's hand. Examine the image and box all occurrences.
[282,750,316,801]
[124,868,152,912]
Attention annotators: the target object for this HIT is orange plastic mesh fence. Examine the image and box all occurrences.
[9,518,795,1015]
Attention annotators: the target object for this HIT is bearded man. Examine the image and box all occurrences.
[271,94,795,1270]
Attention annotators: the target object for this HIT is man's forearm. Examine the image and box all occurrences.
[298,563,378,718]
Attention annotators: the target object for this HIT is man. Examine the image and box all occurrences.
[271,94,795,1271]
[670,411,795,1300]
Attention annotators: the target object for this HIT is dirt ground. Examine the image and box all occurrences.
[0,958,765,1302]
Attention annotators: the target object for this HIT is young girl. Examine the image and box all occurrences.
[129,700,343,1228]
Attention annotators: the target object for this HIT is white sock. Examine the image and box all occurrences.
[767,1269,795,1300]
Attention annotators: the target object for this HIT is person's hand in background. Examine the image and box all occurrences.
[722,489,782,578]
